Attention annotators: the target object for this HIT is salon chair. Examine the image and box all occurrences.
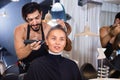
[3,63,19,76]
[2,73,19,80]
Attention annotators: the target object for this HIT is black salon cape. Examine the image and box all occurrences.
[24,53,82,80]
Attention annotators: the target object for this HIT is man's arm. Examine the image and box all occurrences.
[56,19,72,35]
[14,25,32,60]
[100,24,120,48]
[99,26,112,48]
[14,25,41,60]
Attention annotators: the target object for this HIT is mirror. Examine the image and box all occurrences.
[100,2,120,78]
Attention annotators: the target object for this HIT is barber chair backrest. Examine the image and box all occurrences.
[2,73,19,80]
[3,64,19,76]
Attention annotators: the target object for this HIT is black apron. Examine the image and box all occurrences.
[18,24,48,74]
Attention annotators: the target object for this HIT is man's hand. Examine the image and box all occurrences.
[109,24,120,37]
[30,41,41,50]
[56,19,66,28]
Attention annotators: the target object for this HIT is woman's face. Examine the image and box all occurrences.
[46,29,66,53]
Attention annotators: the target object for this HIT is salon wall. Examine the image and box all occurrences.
[60,0,120,69]
[0,0,31,66]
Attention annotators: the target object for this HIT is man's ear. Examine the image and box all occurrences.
[116,18,120,24]
[45,39,48,45]
[41,11,42,15]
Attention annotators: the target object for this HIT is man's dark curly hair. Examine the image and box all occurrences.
[115,12,120,19]
[22,2,42,21]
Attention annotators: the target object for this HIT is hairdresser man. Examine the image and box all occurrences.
[14,2,71,74]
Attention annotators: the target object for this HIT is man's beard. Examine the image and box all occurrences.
[30,23,41,32]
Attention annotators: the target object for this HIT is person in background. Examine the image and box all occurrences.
[110,32,120,71]
[14,2,71,74]
[23,25,82,80]
[99,12,120,59]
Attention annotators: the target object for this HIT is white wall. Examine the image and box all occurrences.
[61,0,120,69]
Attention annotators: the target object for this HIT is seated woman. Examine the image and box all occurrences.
[23,25,82,80]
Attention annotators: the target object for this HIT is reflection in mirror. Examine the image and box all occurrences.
[100,3,120,78]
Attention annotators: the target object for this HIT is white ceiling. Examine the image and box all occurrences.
[103,0,120,4]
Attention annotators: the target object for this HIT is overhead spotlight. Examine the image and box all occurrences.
[0,11,7,17]
[2,11,6,17]
[11,0,20,2]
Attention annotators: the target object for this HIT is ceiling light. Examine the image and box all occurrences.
[11,0,20,2]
